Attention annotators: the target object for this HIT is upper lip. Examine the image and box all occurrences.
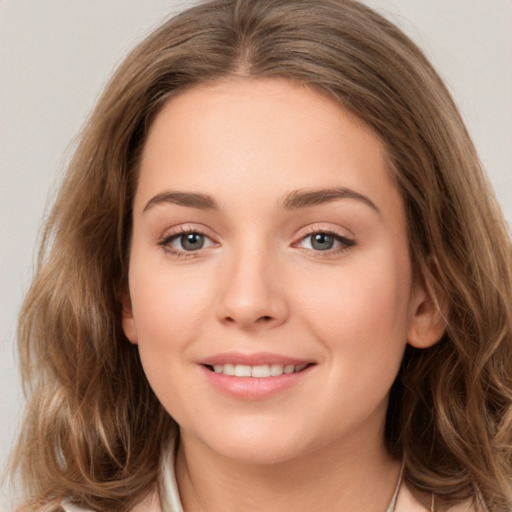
[199,352,314,367]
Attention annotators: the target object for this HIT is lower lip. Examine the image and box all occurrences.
[200,365,314,400]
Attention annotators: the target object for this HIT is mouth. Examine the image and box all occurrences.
[203,362,313,378]
[200,354,315,399]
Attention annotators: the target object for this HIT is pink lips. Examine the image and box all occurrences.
[199,352,315,400]
[200,351,311,367]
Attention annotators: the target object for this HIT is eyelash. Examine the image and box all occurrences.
[158,226,213,259]
[296,227,356,256]
[158,226,355,259]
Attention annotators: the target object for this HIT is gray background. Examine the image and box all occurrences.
[1,0,511,505]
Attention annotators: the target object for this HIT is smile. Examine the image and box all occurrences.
[206,363,309,377]
[200,354,315,399]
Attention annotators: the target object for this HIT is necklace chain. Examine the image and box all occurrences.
[385,461,404,512]
[385,462,435,512]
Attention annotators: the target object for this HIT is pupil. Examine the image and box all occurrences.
[182,233,204,251]
[312,233,334,250]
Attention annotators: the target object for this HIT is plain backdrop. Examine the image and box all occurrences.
[1,0,511,504]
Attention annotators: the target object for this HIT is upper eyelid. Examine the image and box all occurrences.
[294,223,354,240]
[294,231,355,248]
[160,224,215,241]
[158,227,209,252]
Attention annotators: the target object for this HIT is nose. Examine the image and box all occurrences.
[216,243,289,331]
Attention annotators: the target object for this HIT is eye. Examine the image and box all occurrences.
[159,227,216,256]
[174,232,207,251]
[297,230,355,253]
[307,232,337,251]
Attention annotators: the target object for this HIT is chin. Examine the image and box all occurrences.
[215,440,306,466]
[188,418,312,465]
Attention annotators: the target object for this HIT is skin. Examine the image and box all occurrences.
[122,78,443,512]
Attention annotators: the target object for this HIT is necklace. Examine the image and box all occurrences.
[385,461,404,512]
[385,462,436,512]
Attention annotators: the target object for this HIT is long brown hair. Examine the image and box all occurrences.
[9,0,512,510]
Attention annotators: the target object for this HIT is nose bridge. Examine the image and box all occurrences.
[217,233,288,329]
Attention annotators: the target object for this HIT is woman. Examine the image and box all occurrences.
[9,0,512,510]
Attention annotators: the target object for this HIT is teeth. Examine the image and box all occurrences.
[252,365,271,378]
[209,363,309,377]
[270,364,284,376]
[234,364,252,377]
[223,364,235,376]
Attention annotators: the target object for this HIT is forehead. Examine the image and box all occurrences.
[136,78,402,223]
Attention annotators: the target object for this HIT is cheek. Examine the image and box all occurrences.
[297,246,412,361]
[127,256,216,378]
[130,258,211,331]
[128,260,219,420]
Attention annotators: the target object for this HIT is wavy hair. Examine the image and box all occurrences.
[9,0,512,510]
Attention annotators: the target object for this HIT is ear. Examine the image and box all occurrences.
[120,288,138,345]
[407,258,447,349]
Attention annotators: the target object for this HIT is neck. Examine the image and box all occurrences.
[175,424,401,512]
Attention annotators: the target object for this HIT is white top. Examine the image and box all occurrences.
[61,438,485,512]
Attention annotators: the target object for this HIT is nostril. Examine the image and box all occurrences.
[221,313,280,327]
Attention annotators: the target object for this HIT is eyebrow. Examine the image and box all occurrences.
[281,187,379,213]
[143,191,218,212]
[143,187,379,214]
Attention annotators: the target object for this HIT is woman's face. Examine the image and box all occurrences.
[123,78,436,464]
